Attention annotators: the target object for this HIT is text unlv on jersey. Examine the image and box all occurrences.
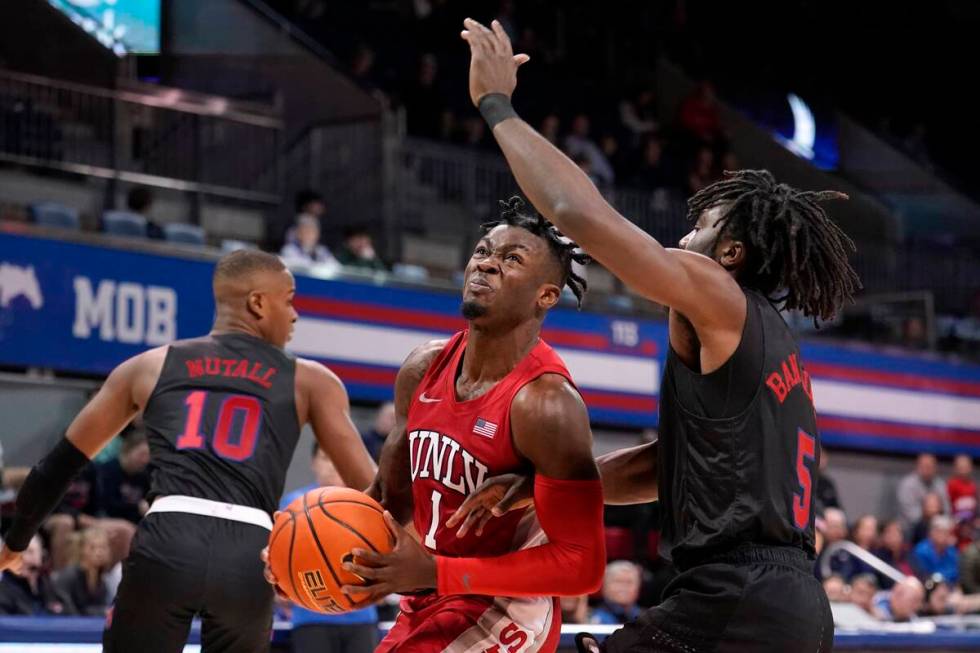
[409,430,490,496]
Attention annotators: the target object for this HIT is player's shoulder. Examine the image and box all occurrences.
[512,373,584,420]
[295,357,345,393]
[115,345,169,379]
[402,338,450,375]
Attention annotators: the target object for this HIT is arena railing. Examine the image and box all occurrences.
[0,68,284,206]
[819,540,907,585]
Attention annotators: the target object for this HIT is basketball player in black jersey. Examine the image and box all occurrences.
[452,19,861,652]
[0,250,376,653]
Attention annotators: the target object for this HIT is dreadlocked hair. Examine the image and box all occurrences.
[686,169,861,324]
[481,196,592,308]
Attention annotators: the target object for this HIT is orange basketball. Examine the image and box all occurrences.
[268,487,394,614]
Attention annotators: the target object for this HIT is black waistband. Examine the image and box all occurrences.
[680,543,814,573]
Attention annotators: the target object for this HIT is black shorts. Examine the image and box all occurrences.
[596,546,833,653]
[103,511,274,653]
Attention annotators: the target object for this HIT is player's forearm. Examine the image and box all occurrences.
[436,475,604,597]
[596,441,659,505]
[490,116,613,246]
[3,439,90,551]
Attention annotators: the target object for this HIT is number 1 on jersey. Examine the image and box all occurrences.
[425,490,442,549]
[793,428,816,529]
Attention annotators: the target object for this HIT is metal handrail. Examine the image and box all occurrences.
[0,67,283,204]
[0,68,282,128]
[820,540,907,584]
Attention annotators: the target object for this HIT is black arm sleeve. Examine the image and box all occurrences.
[3,438,90,551]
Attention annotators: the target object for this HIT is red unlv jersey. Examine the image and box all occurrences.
[407,331,573,558]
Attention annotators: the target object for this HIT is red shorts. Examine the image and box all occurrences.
[377,593,562,653]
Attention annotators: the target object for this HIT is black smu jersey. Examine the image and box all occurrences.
[658,289,819,569]
[142,333,300,515]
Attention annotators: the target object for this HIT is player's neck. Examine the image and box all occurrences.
[462,320,540,383]
[211,313,265,342]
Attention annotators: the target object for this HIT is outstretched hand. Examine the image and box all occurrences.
[445,473,533,538]
[460,18,530,107]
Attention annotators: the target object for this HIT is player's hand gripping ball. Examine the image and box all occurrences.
[266,487,394,613]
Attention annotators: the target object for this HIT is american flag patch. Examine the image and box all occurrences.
[473,418,498,438]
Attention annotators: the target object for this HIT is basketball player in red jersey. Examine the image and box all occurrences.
[1,251,376,652]
[333,198,606,653]
[455,18,859,653]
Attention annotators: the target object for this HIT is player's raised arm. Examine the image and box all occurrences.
[460,18,743,332]
[0,347,164,568]
[298,358,377,492]
[366,340,446,525]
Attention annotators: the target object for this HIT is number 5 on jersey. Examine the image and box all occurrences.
[793,428,816,529]
[176,390,263,462]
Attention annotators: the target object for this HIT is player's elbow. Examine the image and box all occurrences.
[562,540,606,595]
[582,542,606,594]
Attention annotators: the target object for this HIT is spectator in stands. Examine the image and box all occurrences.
[874,519,914,581]
[336,226,387,272]
[629,136,671,191]
[912,515,960,583]
[559,595,590,624]
[821,574,847,602]
[678,80,723,145]
[849,574,881,618]
[127,186,163,239]
[815,446,843,514]
[403,54,451,140]
[51,527,114,616]
[948,454,977,513]
[360,402,395,462]
[600,134,630,182]
[874,575,925,622]
[455,116,489,150]
[921,574,954,616]
[281,445,378,653]
[281,214,340,270]
[898,453,950,528]
[619,88,660,148]
[911,492,946,545]
[816,507,849,579]
[0,535,65,615]
[900,316,929,350]
[540,113,561,146]
[43,461,99,569]
[564,114,615,187]
[686,145,717,195]
[961,539,980,593]
[93,430,150,524]
[349,43,388,108]
[591,561,643,625]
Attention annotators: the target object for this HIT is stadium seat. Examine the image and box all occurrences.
[392,263,430,282]
[604,526,636,561]
[221,239,255,252]
[102,211,148,238]
[28,202,80,230]
[163,223,206,246]
[646,530,661,561]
